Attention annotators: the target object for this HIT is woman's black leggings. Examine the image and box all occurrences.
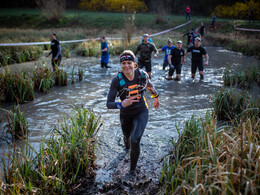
[120,108,148,171]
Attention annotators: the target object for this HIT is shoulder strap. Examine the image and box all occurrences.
[117,72,126,87]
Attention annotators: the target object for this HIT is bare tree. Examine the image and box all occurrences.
[36,0,66,21]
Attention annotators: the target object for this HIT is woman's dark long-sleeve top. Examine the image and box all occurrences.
[107,69,158,115]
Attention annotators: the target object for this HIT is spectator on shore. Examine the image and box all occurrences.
[249,7,254,23]
[211,14,216,30]
[185,5,191,21]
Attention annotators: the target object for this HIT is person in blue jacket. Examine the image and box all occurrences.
[97,36,111,68]
[158,39,175,70]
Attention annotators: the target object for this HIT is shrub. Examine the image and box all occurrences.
[78,0,148,13]
[36,0,66,21]
[215,0,260,19]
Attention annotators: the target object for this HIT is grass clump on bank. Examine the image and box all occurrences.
[0,70,34,103]
[0,46,43,67]
[33,65,54,93]
[2,104,28,139]
[0,65,70,104]
[0,106,102,194]
[160,88,260,194]
[223,64,260,89]
[214,88,260,122]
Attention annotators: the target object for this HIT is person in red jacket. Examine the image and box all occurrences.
[185,5,191,21]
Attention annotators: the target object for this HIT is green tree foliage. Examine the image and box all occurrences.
[78,0,148,13]
[215,0,260,19]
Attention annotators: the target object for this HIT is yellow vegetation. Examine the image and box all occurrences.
[78,0,148,13]
[215,0,260,19]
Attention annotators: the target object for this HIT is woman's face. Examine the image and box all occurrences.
[121,60,135,74]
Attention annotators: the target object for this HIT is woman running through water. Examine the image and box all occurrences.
[107,50,159,177]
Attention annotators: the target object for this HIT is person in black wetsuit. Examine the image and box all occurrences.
[107,50,159,175]
[199,22,206,37]
[46,32,62,71]
[183,29,193,48]
[184,37,209,79]
[167,40,185,81]
[134,33,158,79]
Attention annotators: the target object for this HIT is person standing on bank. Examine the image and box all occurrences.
[185,37,209,79]
[134,33,158,79]
[185,5,191,21]
[46,32,62,71]
[97,36,111,68]
[107,50,159,175]
[167,40,185,81]
[158,39,175,70]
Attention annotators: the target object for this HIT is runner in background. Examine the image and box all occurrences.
[185,37,209,80]
[199,22,206,37]
[46,32,62,71]
[167,40,185,81]
[134,33,158,79]
[97,36,111,68]
[211,14,217,30]
[158,39,175,70]
[183,29,193,48]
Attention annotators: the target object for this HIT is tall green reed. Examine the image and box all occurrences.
[160,87,260,194]
[3,104,28,139]
[0,70,34,103]
[1,106,102,194]
[0,46,43,67]
[33,65,53,93]
[78,68,83,81]
[213,87,259,122]
[54,68,67,86]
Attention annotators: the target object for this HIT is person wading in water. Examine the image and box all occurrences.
[107,50,159,178]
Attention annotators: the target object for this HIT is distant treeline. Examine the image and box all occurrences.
[0,0,245,16]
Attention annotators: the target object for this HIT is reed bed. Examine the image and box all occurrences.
[54,67,68,86]
[2,104,28,140]
[78,68,84,81]
[223,64,260,89]
[160,88,260,194]
[213,88,260,122]
[0,106,102,194]
[0,46,43,67]
[33,65,54,93]
[0,70,34,103]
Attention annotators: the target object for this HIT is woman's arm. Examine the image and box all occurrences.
[107,77,119,109]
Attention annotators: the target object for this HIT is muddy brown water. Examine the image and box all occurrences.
[0,47,259,194]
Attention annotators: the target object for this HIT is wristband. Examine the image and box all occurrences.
[116,102,125,109]
[151,94,159,98]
